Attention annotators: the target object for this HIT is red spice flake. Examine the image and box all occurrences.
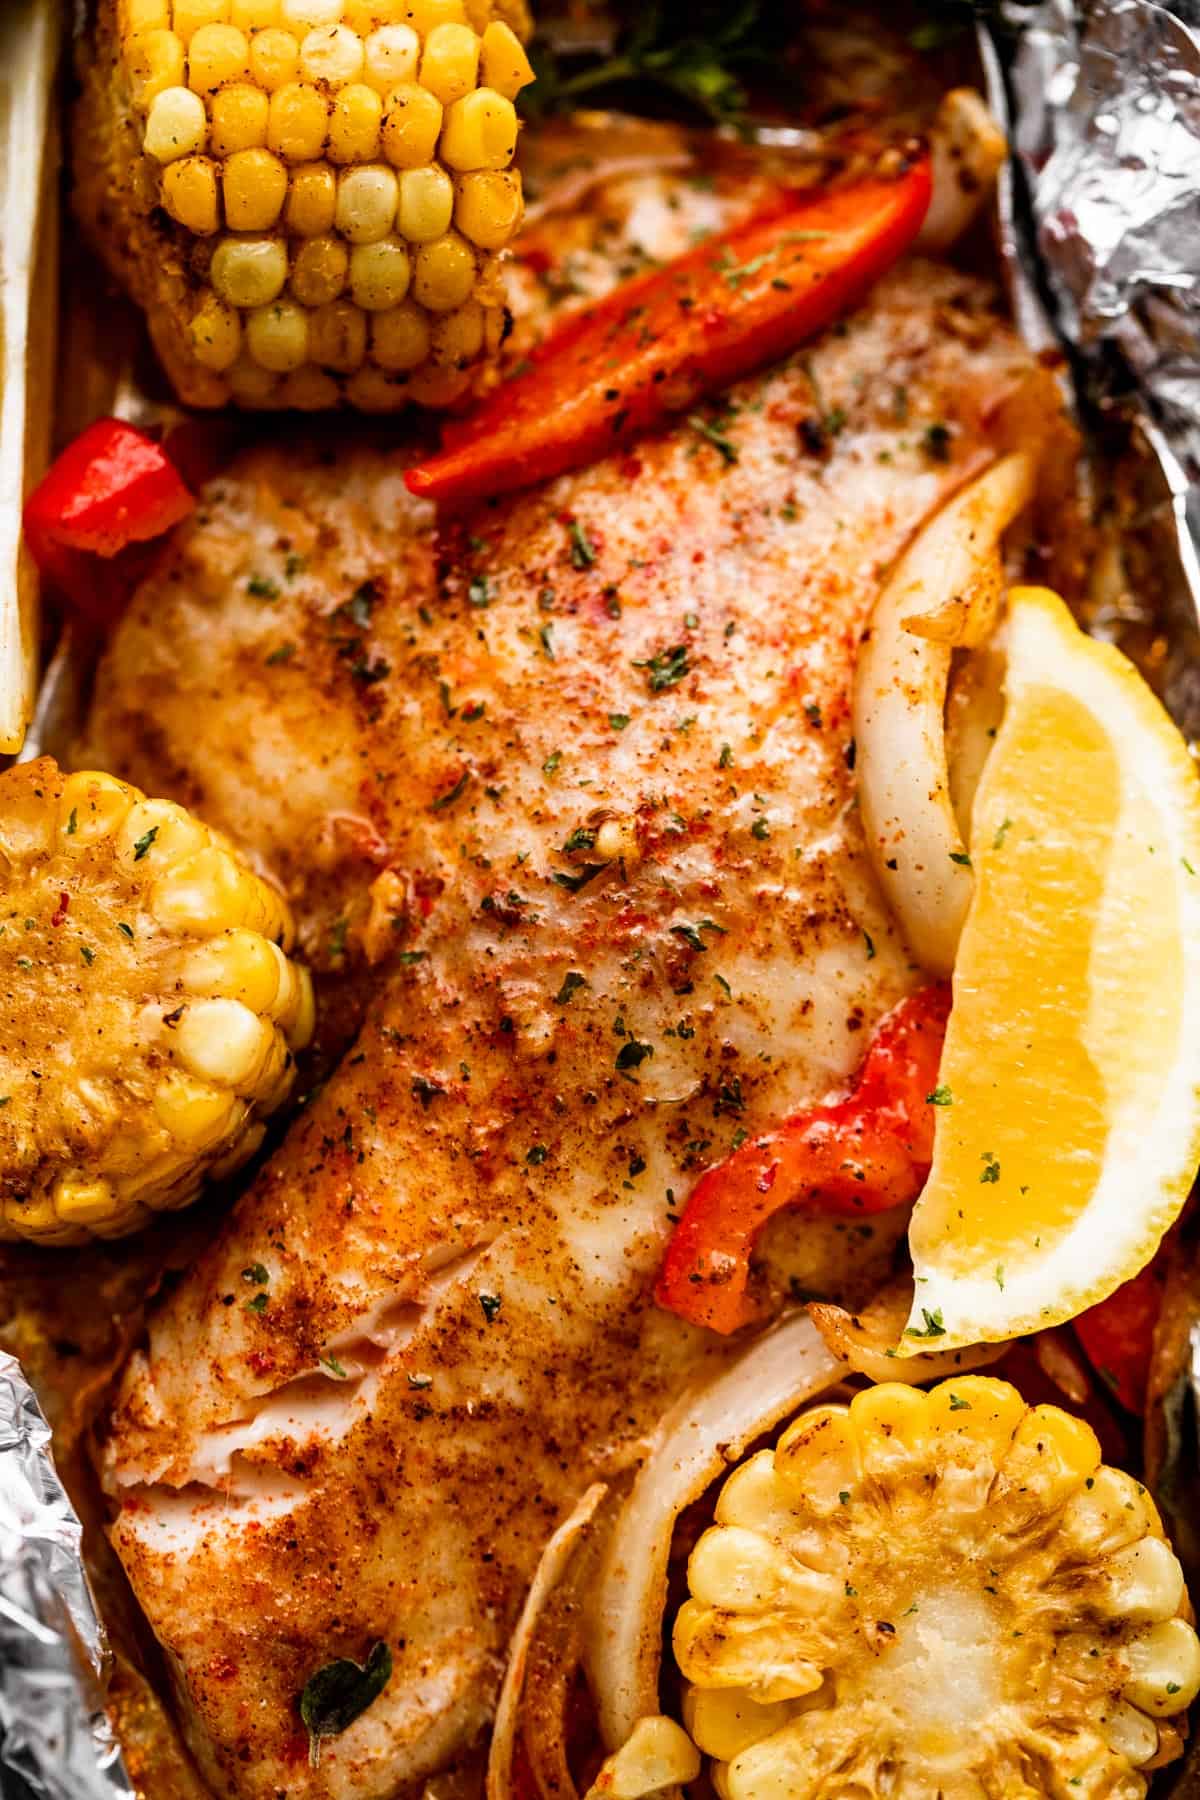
[51,891,69,927]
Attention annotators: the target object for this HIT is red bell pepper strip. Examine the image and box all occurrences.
[655,984,950,1336]
[23,418,194,625]
[406,155,932,507]
[1073,1259,1167,1415]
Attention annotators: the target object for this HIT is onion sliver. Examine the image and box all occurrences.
[918,88,1008,253]
[488,1482,609,1800]
[808,1279,1010,1386]
[853,451,1034,977]
[583,1314,842,1751]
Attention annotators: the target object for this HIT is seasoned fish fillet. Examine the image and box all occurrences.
[96,262,1069,1800]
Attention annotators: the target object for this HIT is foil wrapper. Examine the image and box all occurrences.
[3,3,1200,1796]
[0,1355,134,1799]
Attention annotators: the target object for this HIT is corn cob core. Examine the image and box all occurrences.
[0,758,313,1245]
[675,1377,1200,1800]
[108,0,533,410]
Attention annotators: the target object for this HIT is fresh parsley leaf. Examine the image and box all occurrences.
[132,825,159,861]
[300,1642,393,1769]
[905,1307,946,1339]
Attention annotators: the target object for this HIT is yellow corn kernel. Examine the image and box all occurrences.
[172,0,231,42]
[329,82,383,161]
[439,86,516,171]
[396,163,453,240]
[419,21,479,103]
[1003,1405,1101,1509]
[227,354,280,403]
[848,1381,933,1477]
[117,797,210,866]
[144,84,208,159]
[591,1719,701,1800]
[429,297,482,364]
[3,1194,73,1243]
[246,298,310,368]
[127,29,186,107]
[151,844,260,933]
[349,236,410,307]
[926,1374,1027,1458]
[175,998,280,1091]
[122,0,170,29]
[1101,1702,1159,1768]
[405,0,466,27]
[267,82,329,160]
[223,145,289,227]
[380,82,442,167]
[181,927,285,1009]
[308,297,367,369]
[774,1403,859,1510]
[281,0,344,22]
[189,291,243,369]
[411,230,474,309]
[362,23,418,89]
[334,163,398,240]
[1099,1538,1186,1625]
[299,21,364,82]
[289,963,316,1046]
[211,234,289,304]
[53,1178,120,1228]
[689,1525,830,1614]
[58,772,136,845]
[453,167,520,248]
[1061,1466,1158,1560]
[277,364,341,408]
[1125,1618,1200,1716]
[345,364,407,410]
[285,161,338,233]
[479,19,531,98]
[186,21,249,90]
[370,298,429,369]
[210,81,269,151]
[248,25,299,87]
[290,231,348,300]
[153,1073,241,1149]
[683,1689,793,1764]
[230,0,279,24]
[162,154,221,232]
[401,363,469,405]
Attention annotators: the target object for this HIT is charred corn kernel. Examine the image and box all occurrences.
[224,146,289,227]
[363,22,418,87]
[128,29,186,106]
[402,361,470,406]
[123,0,170,29]
[349,236,410,307]
[285,162,337,233]
[396,163,452,240]
[439,87,516,171]
[674,1375,1200,1800]
[381,82,442,166]
[299,21,364,82]
[268,82,329,159]
[227,351,281,403]
[189,291,243,367]
[145,84,208,159]
[419,22,478,102]
[307,296,366,368]
[186,22,249,90]
[479,19,530,97]
[370,298,429,368]
[277,363,341,407]
[210,82,269,151]
[345,364,406,409]
[211,234,289,304]
[328,83,382,161]
[334,163,397,239]
[248,25,299,87]
[162,154,221,232]
[173,0,231,41]
[453,167,519,248]
[585,1719,701,1800]
[290,231,347,300]
[246,297,310,367]
[230,0,279,24]
[0,758,309,1245]
[412,230,474,308]
[281,0,343,23]
[429,296,482,363]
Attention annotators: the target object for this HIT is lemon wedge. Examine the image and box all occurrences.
[907,586,1200,1347]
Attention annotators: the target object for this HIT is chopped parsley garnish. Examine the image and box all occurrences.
[526,1144,548,1165]
[863,930,876,961]
[994,1263,1006,1290]
[543,749,563,776]
[949,850,972,867]
[65,808,77,836]
[430,771,469,811]
[634,643,689,693]
[555,971,587,1004]
[553,862,609,894]
[568,519,596,568]
[247,573,280,600]
[905,1307,946,1339]
[609,713,630,731]
[926,1084,953,1106]
[300,1642,392,1770]
[241,1264,269,1285]
[117,921,134,940]
[265,641,296,666]
[980,1151,1001,1184]
[718,743,733,768]
[751,817,770,840]
[79,945,95,966]
[132,825,159,860]
[539,623,555,659]
[993,817,1013,850]
[949,1394,971,1411]
[689,413,739,465]
[246,1292,268,1314]
[320,1354,348,1379]
[562,827,597,853]
[615,1037,654,1074]
[479,1291,502,1322]
[468,575,492,609]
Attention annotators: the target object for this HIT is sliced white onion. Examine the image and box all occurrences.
[852,451,1034,977]
[918,87,1008,253]
[487,1481,610,1800]
[808,1280,1010,1386]
[583,1314,842,1752]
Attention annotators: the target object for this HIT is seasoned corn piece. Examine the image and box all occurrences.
[675,1377,1200,1800]
[0,759,311,1246]
[90,0,526,408]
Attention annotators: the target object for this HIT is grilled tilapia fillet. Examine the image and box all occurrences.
[97,263,1070,1800]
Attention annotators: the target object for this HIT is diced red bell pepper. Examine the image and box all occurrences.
[1073,1259,1167,1415]
[406,155,932,507]
[23,418,195,626]
[655,984,950,1336]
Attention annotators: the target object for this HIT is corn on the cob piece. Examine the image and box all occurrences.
[0,757,313,1245]
[75,0,533,411]
[675,1377,1200,1799]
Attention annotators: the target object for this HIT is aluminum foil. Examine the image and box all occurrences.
[0,1355,133,1800]
[3,3,1200,1797]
